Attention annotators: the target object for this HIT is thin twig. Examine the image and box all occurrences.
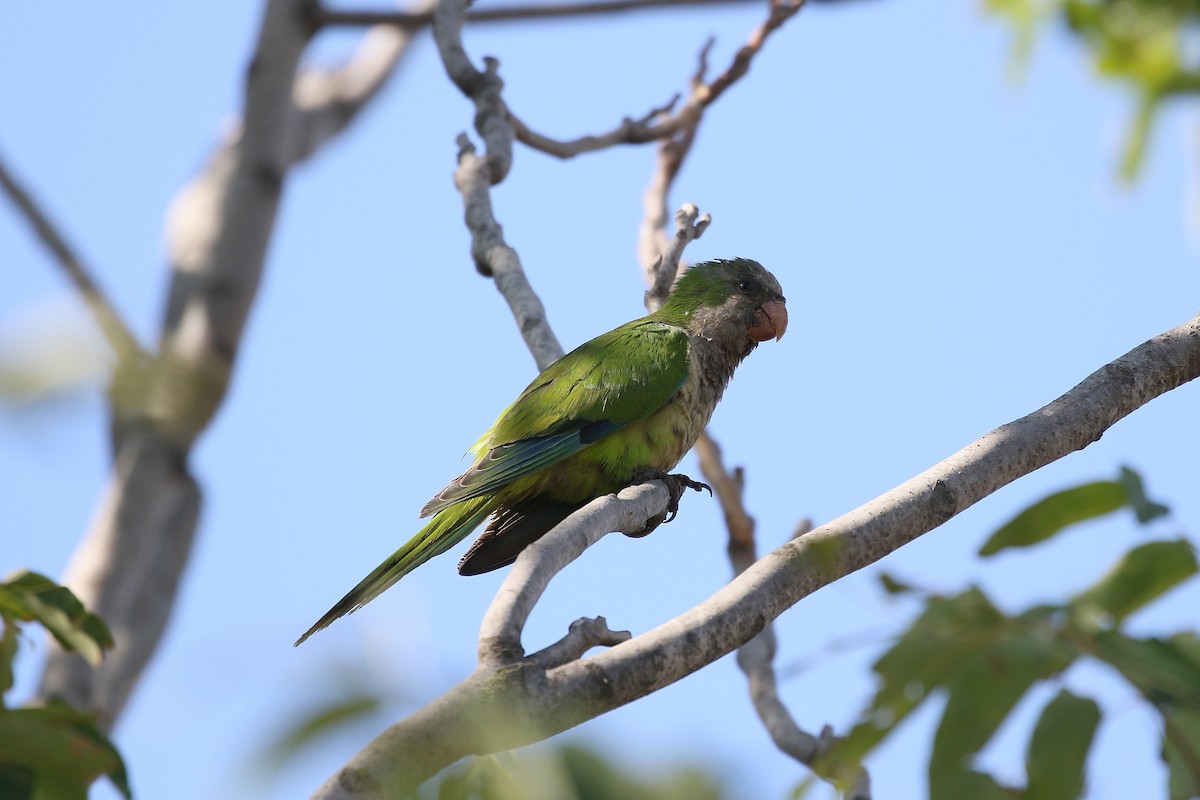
[508,94,681,159]
[644,203,711,310]
[435,0,564,370]
[453,137,564,369]
[636,39,711,275]
[528,616,633,669]
[696,434,872,798]
[518,0,805,161]
[435,4,513,182]
[0,151,143,362]
[317,0,762,28]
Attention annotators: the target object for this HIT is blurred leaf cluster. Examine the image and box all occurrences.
[255,662,728,800]
[0,570,130,800]
[987,0,1200,178]
[0,306,107,408]
[817,466,1200,799]
[424,746,725,800]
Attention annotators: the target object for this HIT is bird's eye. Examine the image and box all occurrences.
[737,280,754,293]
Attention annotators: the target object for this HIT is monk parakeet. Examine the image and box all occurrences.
[296,258,786,645]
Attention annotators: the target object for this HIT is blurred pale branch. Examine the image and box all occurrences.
[0,151,143,367]
[319,0,763,28]
[318,0,869,29]
[34,0,426,730]
[0,306,108,404]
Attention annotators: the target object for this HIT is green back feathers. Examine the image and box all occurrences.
[420,319,690,516]
[491,320,689,441]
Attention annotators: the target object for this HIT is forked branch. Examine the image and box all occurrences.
[515,0,806,160]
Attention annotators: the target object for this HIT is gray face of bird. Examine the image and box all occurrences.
[689,260,788,348]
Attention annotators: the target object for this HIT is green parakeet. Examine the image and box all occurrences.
[296,258,786,645]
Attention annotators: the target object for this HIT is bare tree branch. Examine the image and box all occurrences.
[696,435,872,799]
[636,40,710,276]
[477,482,671,664]
[693,434,756,550]
[434,0,565,370]
[35,2,418,729]
[623,8,817,788]
[644,202,711,310]
[507,94,682,159]
[312,313,1200,799]
[529,617,633,670]
[317,0,763,29]
[435,2,513,183]
[519,0,805,162]
[287,15,431,163]
[0,151,143,365]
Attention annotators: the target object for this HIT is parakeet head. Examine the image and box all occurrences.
[660,258,788,347]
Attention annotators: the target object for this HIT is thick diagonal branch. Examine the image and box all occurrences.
[312,314,1200,799]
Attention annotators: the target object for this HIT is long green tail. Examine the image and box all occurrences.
[295,496,492,645]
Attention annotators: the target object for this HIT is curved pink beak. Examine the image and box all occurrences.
[749,299,788,342]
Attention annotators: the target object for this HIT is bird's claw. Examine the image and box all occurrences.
[626,469,712,538]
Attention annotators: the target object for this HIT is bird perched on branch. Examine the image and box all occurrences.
[297,257,787,645]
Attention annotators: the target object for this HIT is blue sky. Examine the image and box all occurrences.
[3,1,1199,798]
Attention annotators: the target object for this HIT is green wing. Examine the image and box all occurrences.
[420,319,690,516]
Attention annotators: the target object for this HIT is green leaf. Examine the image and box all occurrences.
[1091,632,1200,709]
[979,481,1127,556]
[1071,539,1197,627]
[981,467,1170,556]
[0,572,113,667]
[829,589,1006,769]
[0,706,131,799]
[1026,689,1101,800]
[258,692,380,770]
[787,775,820,800]
[0,765,34,800]
[877,572,916,596]
[431,745,726,800]
[1118,466,1170,524]
[1119,92,1159,183]
[984,0,1051,81]
[1163,705,1200,800]
[929,607,1075,800]
[1,623,16,703]
[930,769,1014,800]
[823,590,1077,793]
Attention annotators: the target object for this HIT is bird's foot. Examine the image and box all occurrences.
[626,468,713,538]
